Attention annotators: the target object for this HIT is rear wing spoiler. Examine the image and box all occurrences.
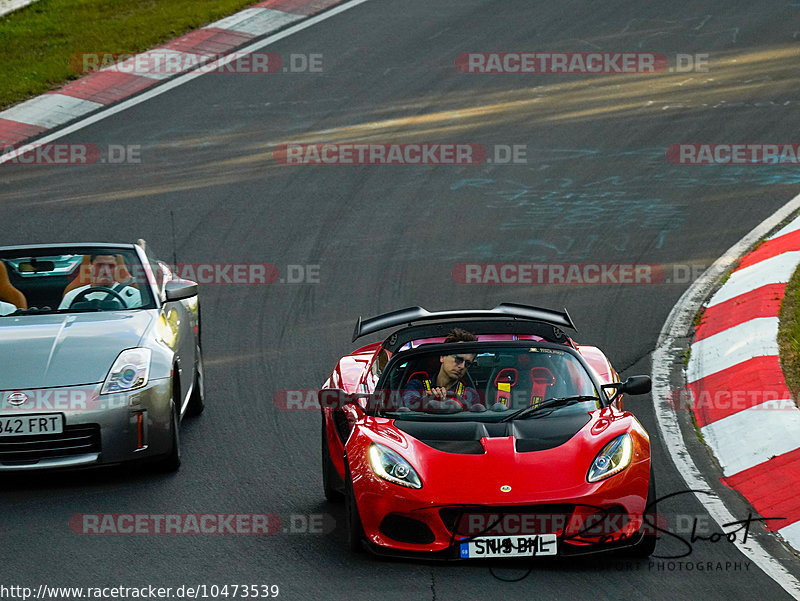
[352,303,576,342]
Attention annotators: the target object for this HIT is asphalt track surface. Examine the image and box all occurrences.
[3,1,800,599]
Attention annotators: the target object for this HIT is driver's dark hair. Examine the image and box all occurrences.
[89,252,115,262]
[444,328,477,343]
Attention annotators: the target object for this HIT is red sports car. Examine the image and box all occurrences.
[320,304,655,560]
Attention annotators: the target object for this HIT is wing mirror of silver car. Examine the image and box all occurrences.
[164,279,198,302]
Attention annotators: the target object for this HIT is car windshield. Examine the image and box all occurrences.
[0,247,157,316]
[375,344,600,420]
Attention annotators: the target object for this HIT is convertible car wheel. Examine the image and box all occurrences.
[154,399,182,473]
[185,349,205,417]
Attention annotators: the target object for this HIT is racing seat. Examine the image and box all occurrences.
[484,365,557,408]
[0,261,27,310]
[484,368,518,408]
[529,367,556,407]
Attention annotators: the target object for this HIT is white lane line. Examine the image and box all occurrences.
[0,94,104,129]
[686,317,779,383]
[701,399,800,475]
[204,8,301,35]
[707,252,800,308]
[0,0,374,165]
[652,201,800,600]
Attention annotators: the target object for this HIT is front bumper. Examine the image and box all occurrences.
[0,379,172,471]
[355,460,650,558]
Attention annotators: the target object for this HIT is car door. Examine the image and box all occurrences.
[146,250,199,412]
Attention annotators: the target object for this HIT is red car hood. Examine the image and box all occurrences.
[361,411,644,503]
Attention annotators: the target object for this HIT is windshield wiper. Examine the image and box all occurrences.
[500,395,600,422]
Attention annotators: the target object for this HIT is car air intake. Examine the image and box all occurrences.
[380,514,436,544]
[0,424,101,464]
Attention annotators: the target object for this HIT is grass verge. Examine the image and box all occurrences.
[0,0,260,110]
[778,260,800,407]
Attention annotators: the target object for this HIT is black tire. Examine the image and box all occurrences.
[623,466,657,557]
[185,350,205,417]
[154,399,182,473]
[322,414,343,502]
[344,464,365,553]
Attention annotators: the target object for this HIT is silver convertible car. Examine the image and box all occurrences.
[0,241,204,472]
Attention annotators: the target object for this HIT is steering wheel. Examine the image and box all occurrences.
[69,286,127,308]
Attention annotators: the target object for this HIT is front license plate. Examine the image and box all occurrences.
[460,534,557,558]
[0,414,64,437]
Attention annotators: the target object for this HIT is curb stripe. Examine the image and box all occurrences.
[737,229,800,272]
[254,0,342,14]
[700,399,800,476]
[0,0,343,150]
[773,218,800,243]
[103,50,204,81]
[687,355,792,427]
[695,283,786,342]
[707,251,800,309]
[652,194,800,599]
[204,8,301,35]
[687,317,779,383]
[0,119,46,146]
[1,94,103,129]
[723,446,800,532]
[159,27,256,54]
[55,72,157,105]
[780,521,800,551]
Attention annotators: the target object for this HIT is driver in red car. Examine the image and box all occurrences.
[402,328,481,410]
[58,253,141,309]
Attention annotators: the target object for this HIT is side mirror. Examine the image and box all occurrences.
[318,388,350,410]
[601,375,652,400]
[165,278,198,302]
[621,375,652,395]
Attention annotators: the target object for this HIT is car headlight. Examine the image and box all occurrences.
[587,433,633,482]
[368,443,422,489]
[101,348,151,395]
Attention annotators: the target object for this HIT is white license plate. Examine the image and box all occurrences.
[460,534,557,558]
[0,414,63,437]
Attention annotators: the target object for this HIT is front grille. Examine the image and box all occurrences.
[439,504,575,536]
[0,424,101,464]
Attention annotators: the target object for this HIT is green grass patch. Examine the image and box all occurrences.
[689,408,705,445]
[0,0,260,110]
[778,260,800,408]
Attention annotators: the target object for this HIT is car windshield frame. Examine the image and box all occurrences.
[0,244,158,316]
[372,340,604,421]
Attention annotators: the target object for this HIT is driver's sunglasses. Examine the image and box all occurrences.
[451,355,476,368]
